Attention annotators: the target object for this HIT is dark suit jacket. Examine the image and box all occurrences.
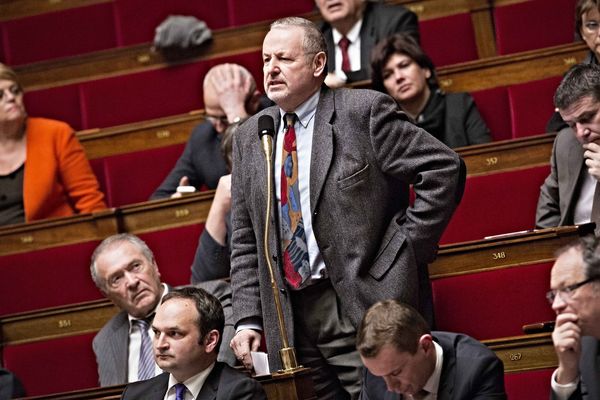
[360,332,507,400]
[550,336,600,400]
[230,86,465,369]
[418,91,491,149]
[93,281,236,386]
[120,362,266,400]
[320,1,419,83]
[150,121,228,200]
[535,127,585,228]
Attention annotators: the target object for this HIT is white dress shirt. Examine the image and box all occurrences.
[550,368,578,400]
[331,19,363,81]
[574,170,595,225]
[411,340,443,400]
[163,363,215,400]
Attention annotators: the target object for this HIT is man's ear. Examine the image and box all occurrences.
[418,334,434,353]
[313,51,327,78]
[202,329,220,353]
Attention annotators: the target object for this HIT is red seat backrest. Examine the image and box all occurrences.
[2,3,117,65]
[508,76,563,138]
[440,165,550,244]
[0,241,101,316]
[138,224,205,286]
[80,64,205,129]
[471,87,512,142]
[228,0,315,27]
[2,332,99,396]
[114,0,230,46]
[494,0,577,55]
[420,13,479,67]
[24,84,83,131]
[504,368,553,400]
[432,262,555,340]
[100,143,185,207]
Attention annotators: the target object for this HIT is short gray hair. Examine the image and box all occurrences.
[270,17,327,57]
[90,233,155,290]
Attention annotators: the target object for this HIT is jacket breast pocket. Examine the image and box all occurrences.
[337,163,370,190]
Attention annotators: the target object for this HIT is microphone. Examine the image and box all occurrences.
[258,115,275,161]
[256,114,299,370]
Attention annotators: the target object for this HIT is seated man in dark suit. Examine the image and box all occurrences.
[536,64,600,232]
[357,300,506,400]
[316,0,419,87]
[121,286,266,399]
[150,63,266,199]
[548,235,600,400]
[90,233,235,387]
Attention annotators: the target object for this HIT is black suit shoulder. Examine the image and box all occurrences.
[121,372,169,400]
[361,2,419,43]
[211,362,267,400]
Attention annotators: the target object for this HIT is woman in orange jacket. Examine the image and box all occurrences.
[0,63,106,226]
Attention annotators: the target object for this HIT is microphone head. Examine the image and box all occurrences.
[258,115,275,139]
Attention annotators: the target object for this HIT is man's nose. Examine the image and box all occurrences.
[552,291,568,313]
[124,271,139,288]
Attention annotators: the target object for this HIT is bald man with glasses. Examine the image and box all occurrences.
[548,235,600,400]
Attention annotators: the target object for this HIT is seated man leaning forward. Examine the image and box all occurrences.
[357,300,507,400]
[151,63,267,199]
[121,287,266,400]
[548,235,600,400]
[90,233,235,387]
[536,63,600,232]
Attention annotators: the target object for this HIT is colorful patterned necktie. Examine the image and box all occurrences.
[175,383,187,400]
[281,113,310,288]
[339,36,351,74]
[134,318,155,380]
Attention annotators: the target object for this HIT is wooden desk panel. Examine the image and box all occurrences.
[430,225,594,279]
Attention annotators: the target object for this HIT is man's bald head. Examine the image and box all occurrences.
[202,63,260,133]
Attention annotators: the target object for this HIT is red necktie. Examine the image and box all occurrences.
[280,113,310,288]
[339,36,351,74]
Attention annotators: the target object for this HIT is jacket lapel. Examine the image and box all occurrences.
[111,312,129,383]
[436,336,455,400]
[310,87,335,213]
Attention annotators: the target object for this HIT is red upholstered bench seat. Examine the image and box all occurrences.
[0,241,102,316]
[504,368,553,400]
[432,261,555,340]
[494,0,577,55]
[2,332,99,397]
[420,12,479,67]
[508,76,563,138]
[440,165,550,244]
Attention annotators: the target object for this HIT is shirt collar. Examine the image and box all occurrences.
[331,18,363,45]
[278,90,320,132]
[167,362,215,399]
[422,340,443,396]
[127,283,169,332]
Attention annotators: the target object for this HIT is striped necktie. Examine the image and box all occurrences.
[134,318,155,380]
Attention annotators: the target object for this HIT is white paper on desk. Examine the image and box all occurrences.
[251,351,270,376]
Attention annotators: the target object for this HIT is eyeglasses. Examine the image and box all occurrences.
[546,277,598,305]
[0,84,22,102]
[205,114,229,126]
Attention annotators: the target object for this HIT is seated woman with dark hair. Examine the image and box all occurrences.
[370,33,491,148]
[0,63,106,226]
